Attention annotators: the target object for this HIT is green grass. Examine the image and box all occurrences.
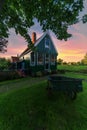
[0,76,47,94]
[0,74,87,130]
[57,65,87,72]
[62,72,87,80]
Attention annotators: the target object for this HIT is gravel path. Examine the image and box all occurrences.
[0,76,47,94]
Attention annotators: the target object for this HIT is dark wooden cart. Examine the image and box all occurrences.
[47,75,83,100]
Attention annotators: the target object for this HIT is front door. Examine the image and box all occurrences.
[45,54,50,71]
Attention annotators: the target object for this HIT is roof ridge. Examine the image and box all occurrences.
[19,34,43,58]
[19,31,58,58]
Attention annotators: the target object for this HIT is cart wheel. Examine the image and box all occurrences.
[68,91,77,100]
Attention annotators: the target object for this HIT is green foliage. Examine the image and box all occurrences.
[0,0,86,43]
[82,14,87,23]
[0,76,87,130]
[81,53,87,65]
[0,71,21,81]
[57,58,63,65]
[0,58,11,70]
[0,38,8,53]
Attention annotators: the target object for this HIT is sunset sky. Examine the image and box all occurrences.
[0,1,87,62]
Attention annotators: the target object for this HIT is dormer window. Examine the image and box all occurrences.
[45,38,50,48]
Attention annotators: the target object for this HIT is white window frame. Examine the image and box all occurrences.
[45,38,50,49]
[45,53,49,63]
[51,55,55,65]
[37,52,43,65]
[45,54,50,70]
[30,52,35,66]
[21,61,25,70]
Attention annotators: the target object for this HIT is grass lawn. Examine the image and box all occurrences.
[0,74,87,130]
[0,76,47,94]
[63,72,87,80]
[57,65,87,72]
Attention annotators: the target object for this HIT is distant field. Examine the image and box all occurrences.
[57,65,87,72]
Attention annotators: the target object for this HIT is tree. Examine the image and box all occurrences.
[63,61,67,65]
[77,61,81,65]
[0,38,8,53]
[0,0,87,44]
[0,57,11,70]
[81,53,87,65]
[57,58,63,65]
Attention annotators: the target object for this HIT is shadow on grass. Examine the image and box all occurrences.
[0,81,86,130]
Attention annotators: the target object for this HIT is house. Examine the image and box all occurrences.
[12,31,58,75]
[10,56,19,70]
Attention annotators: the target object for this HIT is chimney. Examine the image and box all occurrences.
[32,32,36,44]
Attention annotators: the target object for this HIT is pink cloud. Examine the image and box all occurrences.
[0,30,43,59]
[51,26,87,62]
[0,20,87,63]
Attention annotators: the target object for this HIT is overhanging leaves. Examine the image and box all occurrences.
[0,0,86,44]
[0,38,8,53]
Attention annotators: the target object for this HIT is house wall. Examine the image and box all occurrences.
[36,34,57,55]
[36,34,58,72]
[18,33,58,75]
[28,34,58,75]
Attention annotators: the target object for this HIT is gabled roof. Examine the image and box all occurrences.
[19,47,31,58]
[19,31,58,58]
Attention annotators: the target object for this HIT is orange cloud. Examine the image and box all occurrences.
[52,27,87,62]
[58,49,85,62]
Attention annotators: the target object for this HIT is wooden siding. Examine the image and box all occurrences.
[17,32,58,75]
[36,34,58,55]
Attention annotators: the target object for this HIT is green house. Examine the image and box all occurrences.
[19,31,58,75]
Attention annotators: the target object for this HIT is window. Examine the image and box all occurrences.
[24,53,30,60]
[45,53,49,62]
[30,52,35,66]
[21,61,25,70]
[44,54,50,70]
[45,38,50,48]
[37,53,43,65]
[51,55,55,65]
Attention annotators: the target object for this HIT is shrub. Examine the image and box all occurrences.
[0,71,22,82]
[36,71,43,77]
